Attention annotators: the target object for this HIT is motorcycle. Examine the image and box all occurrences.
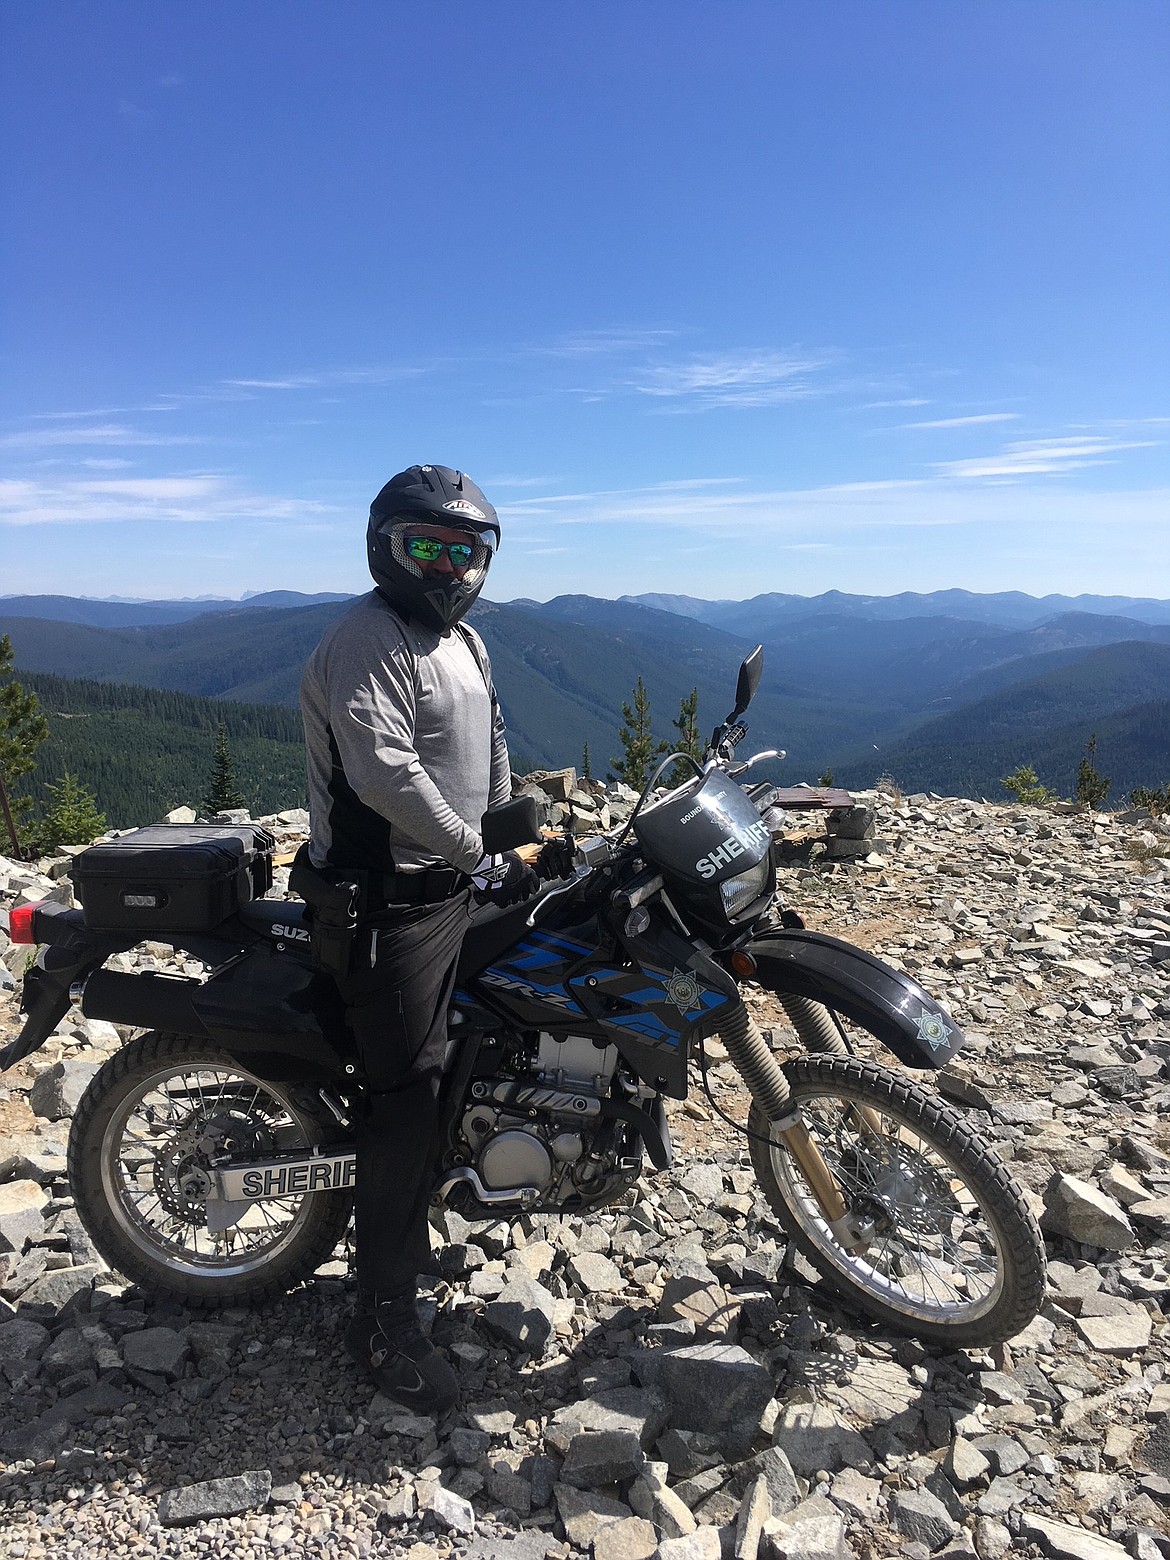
[2,647,1046,1347]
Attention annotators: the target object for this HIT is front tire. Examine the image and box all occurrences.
[69,1031,352,1308]
[749,1055,1045,1346]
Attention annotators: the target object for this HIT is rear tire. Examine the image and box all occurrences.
[749,1054,1046,1346]
[70,1030,352,1308]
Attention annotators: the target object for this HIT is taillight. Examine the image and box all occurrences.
[8,902,40,944]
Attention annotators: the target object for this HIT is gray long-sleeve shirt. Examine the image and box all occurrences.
[300,591,511,875]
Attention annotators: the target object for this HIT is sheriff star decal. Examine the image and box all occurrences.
[916,1010,954,1052]
[665,967,703,1013]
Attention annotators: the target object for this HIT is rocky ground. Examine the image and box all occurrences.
[0,785,1168,1560]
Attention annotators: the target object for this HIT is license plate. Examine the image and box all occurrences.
[215,1148,357,1201]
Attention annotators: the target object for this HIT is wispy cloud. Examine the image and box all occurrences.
[632,351,836,408]
[535,328,682,359]
[936,434,1157,481]
[902,412,1019,430]
[865,398,930,409]
[0,474,338,527]
[500,474,1169,538]
[0,423,204,450]
[220,364,428,393]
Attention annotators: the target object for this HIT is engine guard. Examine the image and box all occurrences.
[746,928,965,1069]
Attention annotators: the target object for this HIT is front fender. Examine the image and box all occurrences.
[747,928,964,1069]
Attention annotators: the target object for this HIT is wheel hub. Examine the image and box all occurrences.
[153,1108,276,1226]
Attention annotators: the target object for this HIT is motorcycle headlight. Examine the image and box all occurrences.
[719,857,772,918]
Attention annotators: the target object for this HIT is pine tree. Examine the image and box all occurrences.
[669,688,702,784]
[612,676,668,790]
[0,634,49,857]
[202,722,247,814]
[1076,733,1111,811]
[34,772,107,853]
[581,741,592,782]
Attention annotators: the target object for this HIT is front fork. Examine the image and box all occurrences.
[717,1000,874,1250]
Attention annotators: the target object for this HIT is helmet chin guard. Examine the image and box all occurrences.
[366,464,500,634]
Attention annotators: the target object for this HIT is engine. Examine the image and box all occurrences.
[447,1032,644,1212]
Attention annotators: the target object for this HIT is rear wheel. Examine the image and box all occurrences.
[749,1054,1045,1346]
[70,1030,352,1307]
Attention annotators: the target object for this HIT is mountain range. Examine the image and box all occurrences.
[2,588,1168,810]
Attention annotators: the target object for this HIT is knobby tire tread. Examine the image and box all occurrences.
[69,1030,352,1309]
[749,1054,1046,1346]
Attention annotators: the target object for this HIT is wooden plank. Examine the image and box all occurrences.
[765,787,856,812]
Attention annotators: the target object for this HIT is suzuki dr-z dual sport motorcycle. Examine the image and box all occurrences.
[3,648,1046,1348]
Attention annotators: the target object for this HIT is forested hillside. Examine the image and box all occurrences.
[15,674,307,828]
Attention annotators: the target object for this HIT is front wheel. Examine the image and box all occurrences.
[749,1055,1046,1347]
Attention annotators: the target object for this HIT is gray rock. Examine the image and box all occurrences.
[1042,1174,1135,1249]
[734,1471,771,1560]
[29,1060,100,1121]
[484,1458,532,1517]
[657,1532,723,1560]
[40,1327,96,1383]
[629,1460,697,1539]
[426,1482,476,1534]
[1018,1513,1130,1560]
[450,1425,491,1465]
[17,1263,100,1311]
[772,1403,873,1477]
[892,1486,958,1550]
[764,1494,849,1560]
[973,1517,1012,1559]
[944,1436,990,1488]
[121,1326,190,1379]
[463,1534,553,1560]
[0,1316,51,1359]
[591,1515,658,1560]
[0,1179,48,1253]
[568,1250,623,1292]
[480,1276,556,1354]
[636,1341,773,1432]
[727,1444,800,1515]
[553,1483,633,1548]
[548,1386,669,1452]
[827,1466,881,1520]
[1073,1308,1152,1354]
[158,1470,273,1527]
[560,1426,646,1488]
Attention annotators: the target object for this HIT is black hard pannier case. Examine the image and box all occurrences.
[74,823,276,933]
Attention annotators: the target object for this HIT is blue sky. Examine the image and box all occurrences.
[2,3,1167,603]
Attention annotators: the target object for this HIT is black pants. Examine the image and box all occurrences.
[335,890,471,1300]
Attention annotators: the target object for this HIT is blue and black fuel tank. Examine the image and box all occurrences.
[746,927,965,1069]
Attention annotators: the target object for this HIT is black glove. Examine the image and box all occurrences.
[470,850,540,907]
[536,835,577,881]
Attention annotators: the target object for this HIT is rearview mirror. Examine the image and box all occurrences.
[480,797,543,853]
[731,645,764,718]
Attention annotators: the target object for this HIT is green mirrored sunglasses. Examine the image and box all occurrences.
[404,536,475,567]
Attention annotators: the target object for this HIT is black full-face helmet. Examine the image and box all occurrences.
[366,464,500,634]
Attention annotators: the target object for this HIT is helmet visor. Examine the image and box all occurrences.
[381,517,492,584]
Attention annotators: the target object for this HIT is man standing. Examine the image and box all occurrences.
[299,464,538,1413]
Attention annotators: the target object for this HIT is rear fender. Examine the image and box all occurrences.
[1,906,135,1070]
[746,928,965,1069]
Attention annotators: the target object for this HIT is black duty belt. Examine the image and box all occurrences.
[366,866,469,906]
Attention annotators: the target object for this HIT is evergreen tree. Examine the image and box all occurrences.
[1076,733,1111,811]
[0,634,49,857]
[612,676,668,790]
[33,772,107,853]
[1001,763,1058,806]
[669,688,702,784]
[581,741,592,782]
[202,721,247,814]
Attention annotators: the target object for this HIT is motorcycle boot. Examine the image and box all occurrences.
[344,1287,458,1415]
